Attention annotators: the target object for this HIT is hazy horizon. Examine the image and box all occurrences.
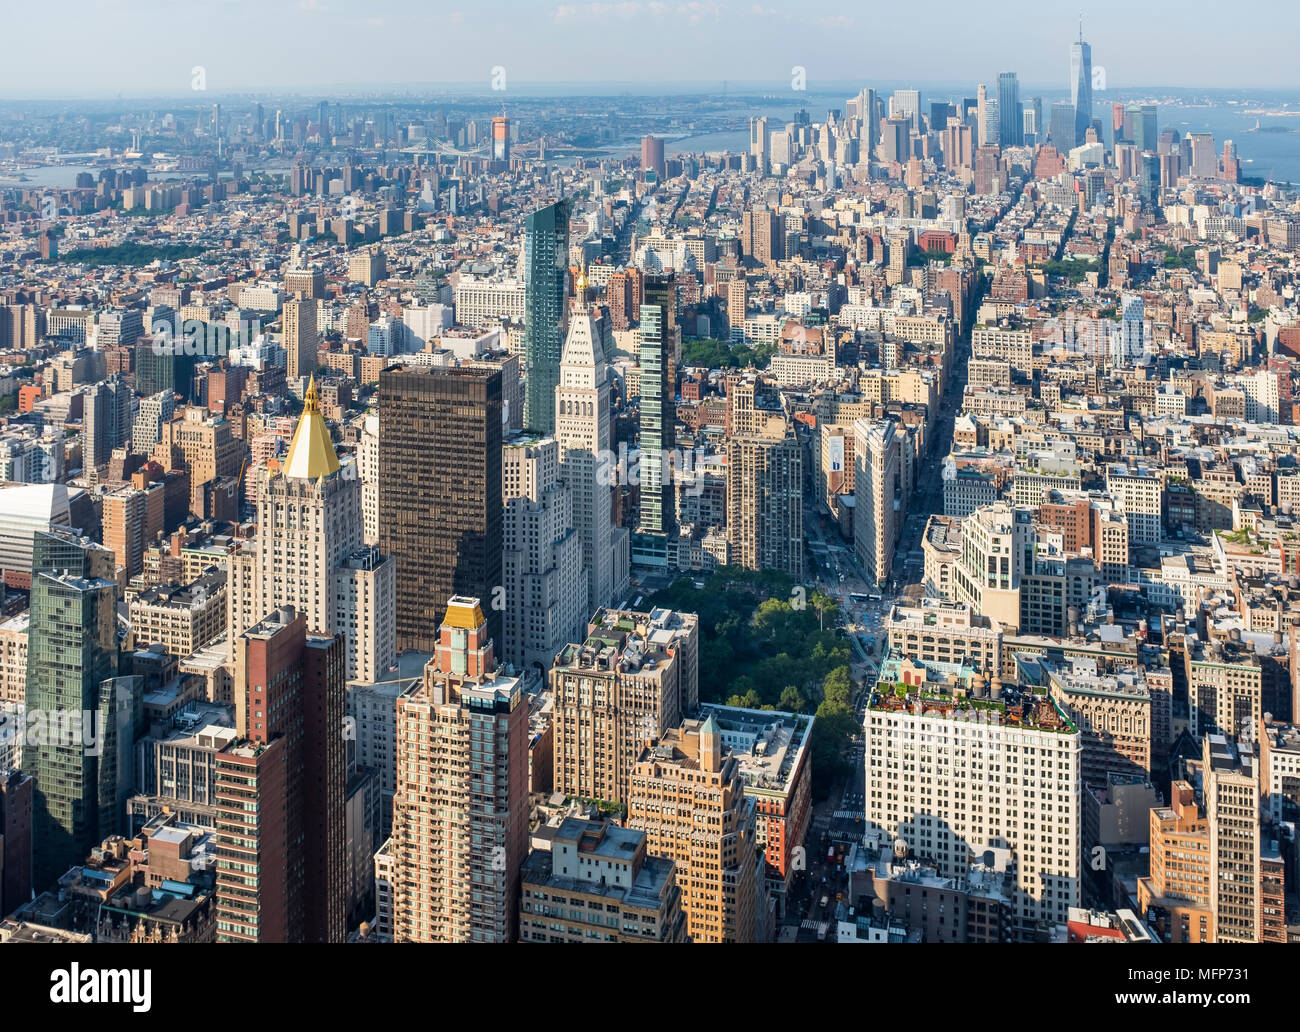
[2,0,1298,97]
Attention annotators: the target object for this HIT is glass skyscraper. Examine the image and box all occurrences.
[522,198,571,434]
[997,72,1023,147]
[25,529,140,888]
[1070,23,1093,149]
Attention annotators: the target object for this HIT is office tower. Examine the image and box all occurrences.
[284,262,326,300]
[215,609,347,943]
[550,606,699,805]
[636,274,677,549]
[102,487,147,579]
[1139,152,1160,210]
[889,89,921,133]
[96,309,144,352]
[853,418,898,587]
[555,308,624,609]
[1137,780,1213,941]
[1104,460,1159,547]
[232,378,395,683]
[749,115,769,166]
[283,298,319,380]
[640,135,665,180]
[0,303,42,351]
[132,389,174,457]
[157,407,242,518]
[500,434,586,677]
[1049,100,1076,149]
[976,83,999,148]
[25,529,140,888]
[626,716,761,943]
[974,145,1003,195]
[741,208,783,262]
[519,817,688,942]
[522,199,571,434]
[941,119,974,170]
[379,366,503,652]
[864,677,1082,937]
[1202,735,1264,943]
[491,115,510,163]
[358,413,379,545]
[1221,140,1240,183]
[1135,104,1158,153]
[726,417,803,579]
[83,377,134,471]
[997,72,1023,147]
[1189,132,1219,178]
[1024,96,1043,141]
[211,102,221,137]
[879,117,911,165]
[135,333,187,401]
[1070,20,1093,149]
[390,598,528,942]
[0,769,33,915]
[727,276,747,337]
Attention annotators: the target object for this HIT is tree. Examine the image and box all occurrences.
[778,685,807,713]
[810,589,837,632]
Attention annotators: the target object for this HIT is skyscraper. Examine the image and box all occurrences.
[25,529,139,888]
[640,135,665,180]
[726,417,803,579]
[215,608,347,942]
[854,417,899,587]
[390,598,528,942]
[1070,20,1093,150]
[500,433,586,678]
[635,274,678,557]
[379,365,504,651]
[491,114,510,164]
[1049,101,1077,150]
[522,199,571,434]
[230,378,395,683]
[555,303,626,609]
[283,298,319,381]
[997,72,1023,147]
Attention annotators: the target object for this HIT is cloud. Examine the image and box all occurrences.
[818,14,852,27]
[449,10,465,23]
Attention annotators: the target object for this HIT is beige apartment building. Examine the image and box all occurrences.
[390,598,529,943]
[726,414,803,579]
[518,817,687,943]
[626,717,762,943]
[550,607,699,806]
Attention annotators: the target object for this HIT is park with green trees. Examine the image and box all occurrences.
[651,567,859,799]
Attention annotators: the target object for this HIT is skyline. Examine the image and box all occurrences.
[2,0,1299,96]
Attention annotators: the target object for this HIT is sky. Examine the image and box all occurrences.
[2,0,1298,97]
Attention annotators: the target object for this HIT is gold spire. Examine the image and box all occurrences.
[283,374,340,480]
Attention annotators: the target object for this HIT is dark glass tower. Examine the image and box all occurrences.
[25,529,138,888]
[522,198,571,434]
[378,365,503,651]
[997,72,1023,147]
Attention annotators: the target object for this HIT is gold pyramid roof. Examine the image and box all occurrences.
[283,375,340,480]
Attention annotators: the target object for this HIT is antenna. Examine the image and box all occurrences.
[1078,11,1083,42]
